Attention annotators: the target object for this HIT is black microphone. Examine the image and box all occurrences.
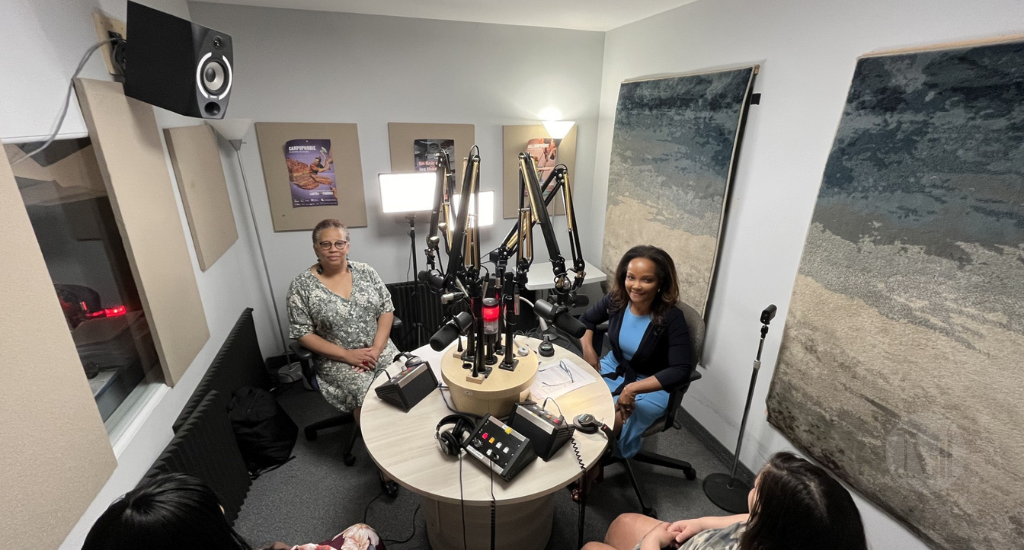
[761,304,777,325]
[534,298,587,339]
[553,310,586,338]
[429,311,474,351]
[417,269,445,291]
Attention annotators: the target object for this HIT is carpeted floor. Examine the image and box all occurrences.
[234,382,746,550]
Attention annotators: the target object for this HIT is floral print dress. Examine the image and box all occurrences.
[287,261,399,413]
[290,523,384,550]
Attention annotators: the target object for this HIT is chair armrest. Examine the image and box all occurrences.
[289,340,313,362]
[391,316,403,331]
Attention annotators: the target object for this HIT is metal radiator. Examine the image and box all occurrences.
[386,281,444,351]
[173,307,270,432]
[145,390,251,524]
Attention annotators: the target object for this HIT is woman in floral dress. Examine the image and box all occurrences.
[287,219,399,422]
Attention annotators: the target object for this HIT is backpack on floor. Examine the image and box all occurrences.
[228,386,298,477]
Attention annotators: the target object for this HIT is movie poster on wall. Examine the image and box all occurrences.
[284,139,337,208]
[413,138,454,171]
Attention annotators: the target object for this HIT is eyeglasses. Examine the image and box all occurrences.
[318,240,349,251]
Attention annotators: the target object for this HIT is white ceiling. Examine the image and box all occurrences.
[196,0,699,32]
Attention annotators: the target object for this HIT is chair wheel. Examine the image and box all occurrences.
[684,467,697,481]
[643,507,657,518]
[343,454,356,466]
[305,428,318,441]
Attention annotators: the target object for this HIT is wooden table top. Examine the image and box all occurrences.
[361,337,614,505]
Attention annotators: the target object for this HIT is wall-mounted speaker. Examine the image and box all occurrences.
[125,1,233,119]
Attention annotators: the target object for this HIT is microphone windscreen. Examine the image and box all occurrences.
[533,298,557,320]
[429,323,460,351]
[453,311,474,331]
[554,311,586,339]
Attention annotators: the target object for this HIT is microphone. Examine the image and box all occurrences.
[533,298,586,339]
[429,311,474,351]
[441,291,465,304]
[417,269,445,291]
[761,304,777,325]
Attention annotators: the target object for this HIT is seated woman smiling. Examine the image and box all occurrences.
[286,219,399,423]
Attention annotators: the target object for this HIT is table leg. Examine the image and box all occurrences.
[422,493,555,550]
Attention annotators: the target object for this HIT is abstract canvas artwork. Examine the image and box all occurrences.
[767,40,1024,549]
[603,67,756,315]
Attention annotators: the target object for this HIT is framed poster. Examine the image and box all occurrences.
[388,123,475,184]
[502,124,577,219]
[255,122,367,231]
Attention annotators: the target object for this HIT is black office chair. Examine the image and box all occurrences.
[289,317,402,467]
[598,301,704,518]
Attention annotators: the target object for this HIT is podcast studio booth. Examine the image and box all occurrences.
[2,0,1022,549]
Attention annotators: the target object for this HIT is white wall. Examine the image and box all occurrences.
[187,2,606,334]
[2,0,283,547]
[592,1,1024,549]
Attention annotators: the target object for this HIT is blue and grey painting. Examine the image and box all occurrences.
[603,68,754,314]
[769,41,1024,550]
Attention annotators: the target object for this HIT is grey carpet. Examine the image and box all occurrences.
[234,383,743,550]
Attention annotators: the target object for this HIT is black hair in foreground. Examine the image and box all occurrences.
[741,452,868,550]
[82,473,251,550]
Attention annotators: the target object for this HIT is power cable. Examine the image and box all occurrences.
[12,38,117,165]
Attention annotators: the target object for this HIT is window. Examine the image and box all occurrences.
[6,139,163,427]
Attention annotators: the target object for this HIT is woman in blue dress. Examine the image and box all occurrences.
[576,245,694,497]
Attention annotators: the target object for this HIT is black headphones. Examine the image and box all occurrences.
[435,413,479,456]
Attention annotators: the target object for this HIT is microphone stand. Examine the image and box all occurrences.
[703,305,776,513]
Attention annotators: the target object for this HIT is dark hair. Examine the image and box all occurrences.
[741,452,868,550]
[312,219,348,244]
[609,245,680,325]
[82,473,251,550]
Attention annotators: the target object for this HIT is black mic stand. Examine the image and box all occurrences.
[703,304,777,513]
[406,214,424,348]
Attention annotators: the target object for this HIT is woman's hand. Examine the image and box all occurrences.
[617,385,637,420]
[343,348,376,371]
[640,522,679,550]
[667,518,707,543]
[366,346,382,365]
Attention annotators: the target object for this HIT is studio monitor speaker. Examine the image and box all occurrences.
[125,1,233,119]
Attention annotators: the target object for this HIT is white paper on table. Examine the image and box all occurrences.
[529,357,597,401]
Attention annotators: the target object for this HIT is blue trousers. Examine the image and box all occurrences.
[600,360,669,458]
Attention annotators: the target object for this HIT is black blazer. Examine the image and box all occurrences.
[579,294,694,390]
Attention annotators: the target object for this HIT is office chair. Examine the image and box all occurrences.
[289,317,402,467]
[597,301,704,518]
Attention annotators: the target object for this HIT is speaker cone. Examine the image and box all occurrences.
[201,59,227,95]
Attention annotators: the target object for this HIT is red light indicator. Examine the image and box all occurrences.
[482,304,500,322]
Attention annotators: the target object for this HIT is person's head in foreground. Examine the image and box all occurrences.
[82,473,250,550]
[586,451,868,550]
[740,451,867,550]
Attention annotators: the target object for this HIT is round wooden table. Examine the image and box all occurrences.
[361,337,614,550]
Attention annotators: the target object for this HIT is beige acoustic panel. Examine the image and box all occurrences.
[502,124,577,219]
[164,125,239,271]
[74,78,210,386]
[0,142,117,550]
[387,122,475,185]
[255,122,367,231]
